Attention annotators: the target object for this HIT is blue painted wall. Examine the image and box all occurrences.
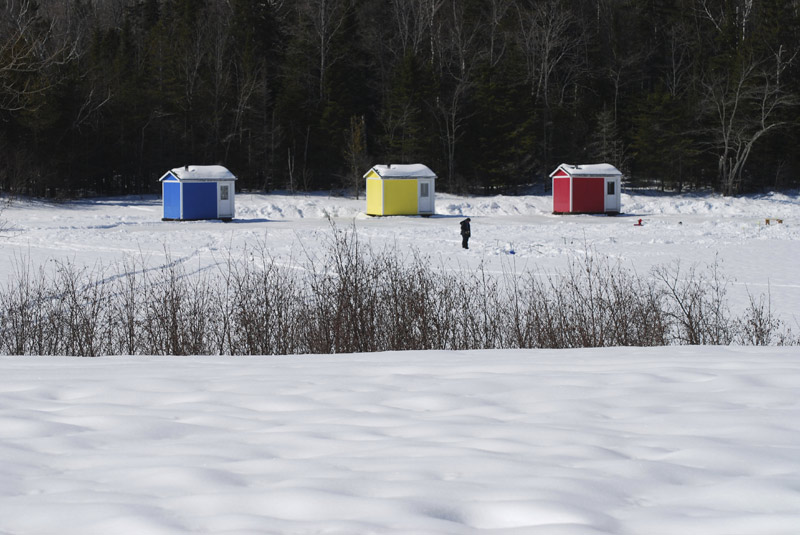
[182,182,218,219]
[163,180,181,219]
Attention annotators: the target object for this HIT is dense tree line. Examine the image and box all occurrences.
[1,0,799,198]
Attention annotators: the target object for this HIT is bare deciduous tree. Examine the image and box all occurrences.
[664,23,694,99]
[698,0,754,42]
[516,0,581,108]
[481,0,513,69]
[0,0,78,112]
[298,0,350,102]
[385,0,443,62]
[207,2,233,151]
[588,106,627,170]
[515,0,584,173]
[434,0,479,186]
[702,54,797,195]
[343,114,368,198]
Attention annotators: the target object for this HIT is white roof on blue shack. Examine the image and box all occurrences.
[159,165,237,182]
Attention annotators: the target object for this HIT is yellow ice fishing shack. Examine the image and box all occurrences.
[364,164,436,216]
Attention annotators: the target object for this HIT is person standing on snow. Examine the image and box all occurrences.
[460,217,471,249]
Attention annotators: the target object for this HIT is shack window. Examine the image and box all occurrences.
[220,185,229,200]
[607,182,615,195]
[420,182,429,197]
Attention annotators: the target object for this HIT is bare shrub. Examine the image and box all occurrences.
[653,258,733,345]
[500,252,671,349]
[227,244,304,355]
[0,224,795,355]
[138,253,203,356]
[51,260,111,356]
[0,255,49,355]
[107,256,146,356]
[735,288,797,346]
[377,249,443,351]
[302,221,383,354]
[1,256,114,355]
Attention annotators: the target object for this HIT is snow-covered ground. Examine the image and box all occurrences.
[1,190,799,533]
[2,348,799,534]
[2,189,800,312]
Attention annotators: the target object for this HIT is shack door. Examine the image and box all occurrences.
[418,179,433,213]
[218,182,233,219]
[604,178,620,213]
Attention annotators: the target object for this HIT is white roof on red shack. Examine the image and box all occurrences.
[550,163,621,178]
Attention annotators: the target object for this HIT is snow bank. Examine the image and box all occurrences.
[1,347,798,534]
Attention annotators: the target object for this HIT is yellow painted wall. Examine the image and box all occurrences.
[366,178,384,215]
[383,179,419,215]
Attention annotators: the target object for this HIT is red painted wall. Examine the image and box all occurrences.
[553,178,571,212]
[571,177,604,212]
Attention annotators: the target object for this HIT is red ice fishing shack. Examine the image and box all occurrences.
[550,163,622,215]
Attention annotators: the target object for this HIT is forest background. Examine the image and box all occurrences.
[1,0,799,198]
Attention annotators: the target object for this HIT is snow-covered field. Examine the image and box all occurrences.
[2,348,799,535]
[1,190,799,534]
[2,189,799,313]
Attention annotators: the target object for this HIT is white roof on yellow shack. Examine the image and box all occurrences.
[365,164,436,179]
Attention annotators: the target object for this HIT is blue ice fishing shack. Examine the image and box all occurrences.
[159,165,237,221]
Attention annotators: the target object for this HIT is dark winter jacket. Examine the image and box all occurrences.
[460,218,471,237]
